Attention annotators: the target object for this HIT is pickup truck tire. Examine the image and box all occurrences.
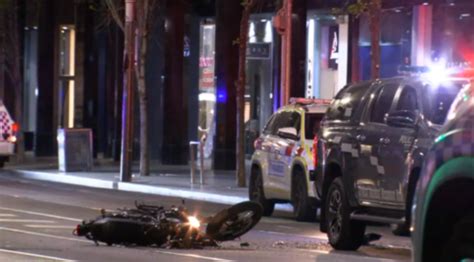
[325,177,365,250]
[292,170,316,221]
[249,167,275,216]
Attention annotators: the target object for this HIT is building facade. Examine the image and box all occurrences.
[3,0,474,170]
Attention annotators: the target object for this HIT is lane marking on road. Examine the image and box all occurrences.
[0,213,16,217]
[257,230,328,240]
[0,226,89,243]
[154,250,234,262]
[276,225,295,230]
[306,249,404,262]
[0,206,82,222]
[0,219,55,223]
[0,248,75,262]
[25,225,74,229]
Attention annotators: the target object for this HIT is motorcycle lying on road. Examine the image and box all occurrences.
[73,201,263,249]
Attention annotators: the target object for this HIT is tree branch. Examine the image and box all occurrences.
[105,0,124,32]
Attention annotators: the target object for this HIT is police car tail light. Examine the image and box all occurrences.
[285,144,295,156]
[254,138,263,150]
[7,122,18,143]
[11,122,19,133]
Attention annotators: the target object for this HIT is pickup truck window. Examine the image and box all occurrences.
[325,82,370,121]
[370,83,399,123]
[422,83,463,125]
[396,86,419,111]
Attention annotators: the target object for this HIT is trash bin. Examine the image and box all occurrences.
[57,128,93,172]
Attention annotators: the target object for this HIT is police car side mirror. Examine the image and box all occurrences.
[277,127,299,140]
[385,110,418,128]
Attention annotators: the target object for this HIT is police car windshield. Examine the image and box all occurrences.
[305,113,324,139]
[422,81,465,125]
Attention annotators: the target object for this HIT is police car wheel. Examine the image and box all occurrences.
[0,160,4,168]
[325,177,365,250]
[249,167,274,216]
[292,171,316,221]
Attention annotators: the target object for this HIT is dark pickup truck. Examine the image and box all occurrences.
[313,76,466,250]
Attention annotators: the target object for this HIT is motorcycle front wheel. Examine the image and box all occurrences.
[206,201,263,241]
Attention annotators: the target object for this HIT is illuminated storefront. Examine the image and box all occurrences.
[305,13,349,99]
[198,15,276,160]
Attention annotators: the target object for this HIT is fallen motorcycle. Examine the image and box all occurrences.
[73,201,263,249]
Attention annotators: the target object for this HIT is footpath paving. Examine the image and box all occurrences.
[3,157,293,212]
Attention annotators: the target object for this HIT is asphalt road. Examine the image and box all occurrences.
[0,171,411,262]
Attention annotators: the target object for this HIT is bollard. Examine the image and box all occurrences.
[199,133,208,185]
[189,141,200,184]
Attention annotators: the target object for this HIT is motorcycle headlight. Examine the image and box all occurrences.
[187,216,201,228]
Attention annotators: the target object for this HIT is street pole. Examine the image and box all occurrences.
[120,0,136,182]
[273,0,292,106]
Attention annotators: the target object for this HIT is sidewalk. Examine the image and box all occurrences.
[4,156,293,212]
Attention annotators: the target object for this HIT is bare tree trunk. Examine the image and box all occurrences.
[120,0,136,182]
[236,0,256,187]
[368,0,381,79]
[136,29,149,176]
[135,0,150,176]
[107,0,153,177]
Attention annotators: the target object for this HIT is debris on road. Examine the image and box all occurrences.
[273,241,286,247]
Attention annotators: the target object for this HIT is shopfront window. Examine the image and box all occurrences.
[245,16,275,155]
[58,25,75,128]
[306,14,349,99]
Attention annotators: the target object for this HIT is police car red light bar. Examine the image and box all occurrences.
[289,97,332,105]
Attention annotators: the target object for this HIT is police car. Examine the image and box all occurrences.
[248,98,331,221]
[0,99,17,168]
[412,81,474,262]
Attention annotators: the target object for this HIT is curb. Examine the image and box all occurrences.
[9,169,293,212]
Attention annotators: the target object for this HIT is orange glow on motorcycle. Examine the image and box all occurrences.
[187,216,201,228]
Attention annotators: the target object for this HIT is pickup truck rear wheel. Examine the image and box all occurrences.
[249,167,275,216]
[325,177,365,250]
[292,170,316,221]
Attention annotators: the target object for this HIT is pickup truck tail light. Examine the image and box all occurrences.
[313,135,318,167]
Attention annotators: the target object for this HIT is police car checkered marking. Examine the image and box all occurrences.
[369,156,378,166]
[430,107,474,167]
[370,155,386,175]
[344,108,352,117]
[377,166,386,175]
[0,111,11,138]
[341,143,359,157]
